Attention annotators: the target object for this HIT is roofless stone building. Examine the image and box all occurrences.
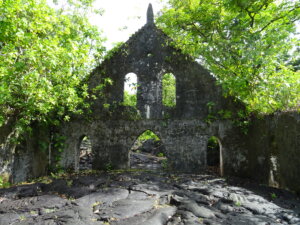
[58,4,244,174]
[1,4,299,195]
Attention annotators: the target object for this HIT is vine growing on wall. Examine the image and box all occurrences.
[49,133,66,173]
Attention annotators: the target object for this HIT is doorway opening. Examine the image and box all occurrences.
[207,136,223,176]
[79,136,93,170]
[130,130,167,170]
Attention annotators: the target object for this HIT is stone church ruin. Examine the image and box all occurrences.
[1,4,299,195]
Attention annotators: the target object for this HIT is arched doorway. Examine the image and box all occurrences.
[207,136,223,176]
[78,136,93,171]
[129,130,167,170]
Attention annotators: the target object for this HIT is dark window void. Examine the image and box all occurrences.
[207,136,223,176]
[123,73,137,106]
[129,130,168,170]
[79,136,92,171]
[162,73,176,107]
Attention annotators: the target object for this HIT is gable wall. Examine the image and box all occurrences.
[1,22,299,197]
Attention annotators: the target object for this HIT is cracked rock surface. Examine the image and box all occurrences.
[0,169,300,225]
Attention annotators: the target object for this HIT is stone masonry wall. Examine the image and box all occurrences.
[11,124,49,183]
[0,118,17,182]
[0,122,50,183]
[59,118,246,174]
[60,119,209,172]
[1,5,299,197]
[245,112,300,194]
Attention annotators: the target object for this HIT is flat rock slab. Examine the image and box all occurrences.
[0,170,300,225]
[95,198,156,220]
[0,195,69,213]
[76,188,129,208]
[179,200,215,218]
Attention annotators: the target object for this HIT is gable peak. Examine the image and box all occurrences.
[147,3,154,25]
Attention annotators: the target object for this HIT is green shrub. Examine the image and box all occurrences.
[138,130,160,141]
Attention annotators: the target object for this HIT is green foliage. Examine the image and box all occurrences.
[50,134,66,172]
[0,175,11,188]
[123,91,137,106]
[234,111,251,134]
[157,152,165,157]
[27,175,52,184]
[218,110,232,119]
[205,101,217,123]
[0,0,105,138]
[158,0,300,113]
[206,101,216,113]
[50,172,62,179]
[93,78,113,94]
[138,130,160,141]
[162,73,176,107]
[205,114,217,124]
[104,162,113,171]
[66,179,73,187]
[120,107,141,121]
[270,192,277,200]
[161,159,169,170]
[19,215,26,221]
[235,201,242,207]
[103,42,124,61]
[207,136,219,149]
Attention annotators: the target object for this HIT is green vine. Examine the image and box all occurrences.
[49,134,66,173]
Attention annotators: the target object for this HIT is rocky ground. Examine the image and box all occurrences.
[1,156,300,225]
[1,141,300,224]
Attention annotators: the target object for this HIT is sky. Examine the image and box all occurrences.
[90,0,164,50]
[89,0,164,94]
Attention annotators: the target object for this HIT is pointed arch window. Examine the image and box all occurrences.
[123,73,137,106]
[162,73,176,107]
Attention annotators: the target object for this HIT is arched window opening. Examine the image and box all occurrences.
[207,136,223,176]
[79,136,93,171]
[124,73,137,106]
[130,130,167,170]
[162,73,176,107]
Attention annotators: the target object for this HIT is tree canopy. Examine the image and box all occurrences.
[158,0,300,113]
[1,0,299,141]
[0,0,104,136]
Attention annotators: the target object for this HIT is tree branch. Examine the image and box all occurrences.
[257,6,300,34]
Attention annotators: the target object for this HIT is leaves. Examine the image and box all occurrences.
[123,91,137,107]
[0,0,105,132]
[138,130,160,141]
[158,0,300,113]
[162,73,176,107]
